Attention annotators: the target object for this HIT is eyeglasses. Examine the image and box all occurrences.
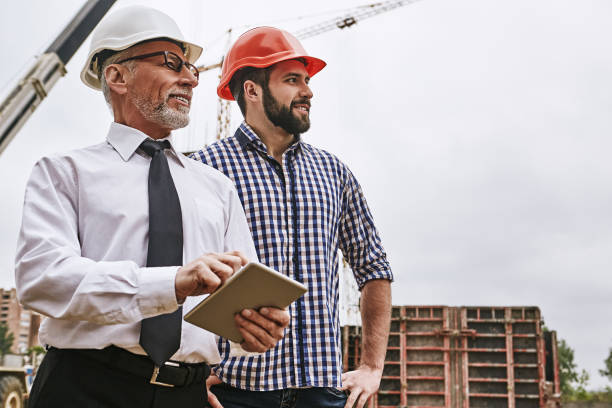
[115,51,199,80]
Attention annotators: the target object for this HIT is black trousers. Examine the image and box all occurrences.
[29,348,210,408]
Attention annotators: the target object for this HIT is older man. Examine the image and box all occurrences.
[15,7,288,408]
[193,27,393,408]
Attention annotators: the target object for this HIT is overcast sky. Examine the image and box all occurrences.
[1,0,611,389]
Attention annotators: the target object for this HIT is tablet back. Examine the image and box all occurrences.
[184,262,307,343]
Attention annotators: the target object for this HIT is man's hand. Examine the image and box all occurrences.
[234,307,290,352]
[340,365,383,408]
[206,373,224,408]
[175,251,248,303]
[341,279,390,407]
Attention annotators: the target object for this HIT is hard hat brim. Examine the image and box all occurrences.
[217,54,326,101]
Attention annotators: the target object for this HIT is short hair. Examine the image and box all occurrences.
[229,66,270,116]
[97,49,135,109]
[96,38,186,109]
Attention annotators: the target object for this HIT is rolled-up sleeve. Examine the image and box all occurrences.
[338,169,393,289]
[15,157,178,325]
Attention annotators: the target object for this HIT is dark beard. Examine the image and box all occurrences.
[262,84,311,135]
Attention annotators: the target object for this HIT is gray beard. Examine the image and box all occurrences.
[134,95,190,130]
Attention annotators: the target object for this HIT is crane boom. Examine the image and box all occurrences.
[0,0,116,156]
[293,0,423,40]
[197,0,423,73]
[196,0,424,141]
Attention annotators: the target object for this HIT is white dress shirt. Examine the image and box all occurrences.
[15,122,258,364]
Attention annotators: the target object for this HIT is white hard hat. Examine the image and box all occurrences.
[80,5,203,90]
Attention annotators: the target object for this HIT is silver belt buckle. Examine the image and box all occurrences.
[150,361,180,387]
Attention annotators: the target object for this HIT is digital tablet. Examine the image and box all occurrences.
[183,262,307,343]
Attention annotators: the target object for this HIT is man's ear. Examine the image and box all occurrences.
[105,64,130,95]
[243,80,261,103]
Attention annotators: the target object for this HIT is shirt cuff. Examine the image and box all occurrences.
[137,266,180,317]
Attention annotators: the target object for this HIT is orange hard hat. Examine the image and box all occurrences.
[217,26,327,100]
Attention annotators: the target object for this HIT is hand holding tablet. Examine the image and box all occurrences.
[184,262,307,343]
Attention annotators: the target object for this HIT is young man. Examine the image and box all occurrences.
[192,27,393,408]
[15,8,288,408]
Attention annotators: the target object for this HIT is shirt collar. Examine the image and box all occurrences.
[237,122,302,155]
[106,122,186,167]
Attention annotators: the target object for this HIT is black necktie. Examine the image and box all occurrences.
[139,139,183,366]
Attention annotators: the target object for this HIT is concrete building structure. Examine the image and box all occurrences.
[0,288,41,354]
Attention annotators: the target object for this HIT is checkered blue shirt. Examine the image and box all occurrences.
[191,122,393,391]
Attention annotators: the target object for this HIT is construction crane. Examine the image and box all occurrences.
[0,0,116,156]
[294,0,421,39]
[0,0,422,154]
[199,0,424,141]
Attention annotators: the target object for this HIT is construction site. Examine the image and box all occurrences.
[1,0,611,407]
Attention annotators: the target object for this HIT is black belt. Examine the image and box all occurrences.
[50,346,210,388]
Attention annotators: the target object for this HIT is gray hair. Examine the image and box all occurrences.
[97,49,136,110]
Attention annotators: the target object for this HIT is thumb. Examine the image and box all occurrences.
[207,374,223,387]
[207,392,223,408]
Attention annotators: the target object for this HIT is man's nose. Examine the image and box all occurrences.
[178,67,199,88]
[300,83,313,99]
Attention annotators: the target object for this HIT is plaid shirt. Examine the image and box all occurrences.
[191,122,393,391]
